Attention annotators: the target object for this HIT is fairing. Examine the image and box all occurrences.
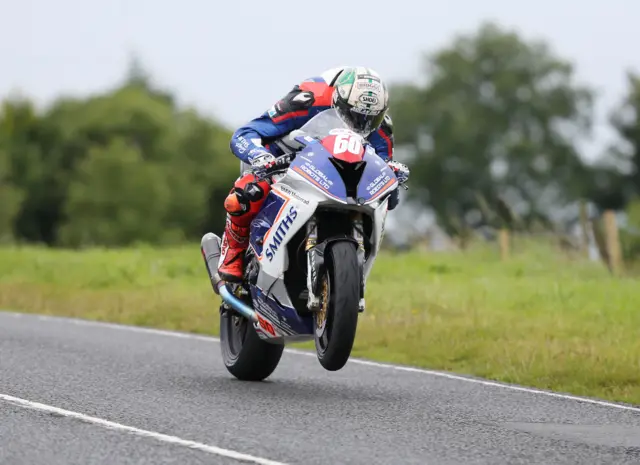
[246,108,396,341]
[356,147,398,205]
[287,144,348,202]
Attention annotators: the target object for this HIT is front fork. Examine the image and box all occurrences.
[305,216,321,311]
[305,214,366,313]
[352,213,367,313]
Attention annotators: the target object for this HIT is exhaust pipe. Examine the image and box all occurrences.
[200,233,258,323]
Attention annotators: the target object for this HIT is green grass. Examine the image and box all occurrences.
[2,239,640,405]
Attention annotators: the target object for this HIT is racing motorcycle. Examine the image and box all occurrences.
[200,108,403,381]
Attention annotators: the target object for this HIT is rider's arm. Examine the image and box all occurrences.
[230,83,321,163]
[366,114,395,162]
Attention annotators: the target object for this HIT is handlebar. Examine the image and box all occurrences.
[252,154,294,182]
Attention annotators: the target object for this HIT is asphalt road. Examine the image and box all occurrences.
[2,311,640,465]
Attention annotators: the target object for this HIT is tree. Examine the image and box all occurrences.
[603,71,640,209]
[0,61,237,247]
[0,97,52,243]
[58,139,176,247]
[390,22,595,234]
[0,146,23,243]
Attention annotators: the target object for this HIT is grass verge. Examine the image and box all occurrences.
[1,240,639,405]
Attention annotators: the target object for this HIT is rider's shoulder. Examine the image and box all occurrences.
[319,66,348,86]
[299,66,348,86]
[296,66,348,107]
[268,67,346,120]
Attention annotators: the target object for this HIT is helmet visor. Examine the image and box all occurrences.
[337,106,386,136]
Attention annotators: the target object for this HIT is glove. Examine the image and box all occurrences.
[248,149,276,175]
[387,160,410,185]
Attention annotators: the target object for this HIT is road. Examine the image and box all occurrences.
[1,311,640,465]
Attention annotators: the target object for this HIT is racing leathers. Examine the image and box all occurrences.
[218,67,407,283]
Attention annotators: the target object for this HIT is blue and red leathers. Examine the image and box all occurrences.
[230,78,394,164]
[219,73,396,282]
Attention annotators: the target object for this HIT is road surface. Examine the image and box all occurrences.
[1,311,640,465]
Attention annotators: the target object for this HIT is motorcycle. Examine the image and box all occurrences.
[200,108,402,381]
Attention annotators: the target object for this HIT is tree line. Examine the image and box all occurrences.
[0,62,238,247]
[1,21,640,254]
[389,22,640,257]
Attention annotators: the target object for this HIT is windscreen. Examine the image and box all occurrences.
[296,108,350,140]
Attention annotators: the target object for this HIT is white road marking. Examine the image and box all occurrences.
[0,393,288,465]
[3,311,640,414]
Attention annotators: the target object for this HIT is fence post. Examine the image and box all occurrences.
[603,210,623,275]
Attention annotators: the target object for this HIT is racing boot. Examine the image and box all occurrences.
[218,215,250,283]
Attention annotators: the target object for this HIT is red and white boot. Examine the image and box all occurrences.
[218,216,250,283]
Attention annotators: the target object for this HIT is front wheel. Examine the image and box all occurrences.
[314,240,360,371]
[220,310,284,381]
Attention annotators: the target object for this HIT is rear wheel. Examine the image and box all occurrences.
[314,240,360,371]
[220,309,284,381]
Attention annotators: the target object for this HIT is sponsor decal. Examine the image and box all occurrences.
[352,106,378,115]
[277,185,310,205]
[255,298,281,322]
[234,136,250,154]
[265,206,298,261]
[329,128,355,136]
[357,74,380,81]
[256,313,276,336]
[367,173,391,196]
[359,94,379,105]
[356,81,382,91]
[300,163,334,190]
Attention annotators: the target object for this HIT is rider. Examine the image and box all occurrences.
[218,66,410,283]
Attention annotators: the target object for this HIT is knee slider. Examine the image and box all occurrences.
[243,182,265,202]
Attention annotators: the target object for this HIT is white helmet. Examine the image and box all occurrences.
[331,66,389,136]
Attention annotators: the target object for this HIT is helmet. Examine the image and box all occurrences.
[331,67,389,136]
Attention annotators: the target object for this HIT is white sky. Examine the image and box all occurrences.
[2,0,639,160]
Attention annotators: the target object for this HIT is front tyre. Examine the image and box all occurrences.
[314,240,360,371]
[220,310,284,381]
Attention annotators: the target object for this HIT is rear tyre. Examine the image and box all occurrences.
[220,310,284,381]
[314,240,360,371]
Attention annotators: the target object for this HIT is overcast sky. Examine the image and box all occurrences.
[2,0,639,159]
